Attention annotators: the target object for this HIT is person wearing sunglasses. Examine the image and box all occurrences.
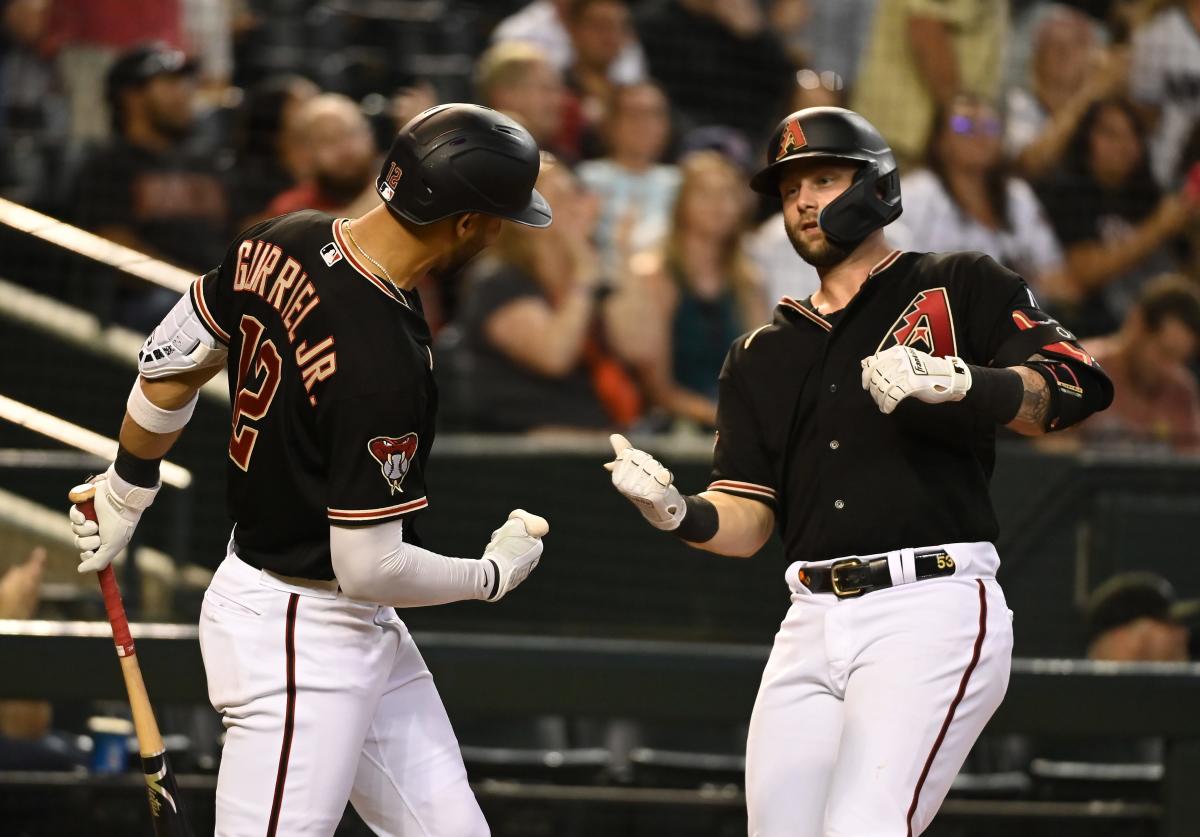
[892,94,1067,299]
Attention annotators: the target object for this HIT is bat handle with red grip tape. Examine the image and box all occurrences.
[69,486,136,658]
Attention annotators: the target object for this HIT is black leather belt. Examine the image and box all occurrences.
[798,549,957,599]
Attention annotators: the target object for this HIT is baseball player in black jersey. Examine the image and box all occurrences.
[607,107,1114,836]
[69,104,554,836]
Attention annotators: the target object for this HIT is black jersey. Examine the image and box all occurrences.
[191,210,436,579]
[709,250,1112,563]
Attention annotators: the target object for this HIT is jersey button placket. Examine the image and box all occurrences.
[829,440,840,450]
[834,499,845,510]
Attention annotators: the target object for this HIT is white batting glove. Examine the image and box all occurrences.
[482,509,548,602]
[68,466,159,574]
[604,434,685,531]
[861,345,972,415]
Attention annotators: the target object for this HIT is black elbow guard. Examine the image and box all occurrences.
[1024,360,1114,432]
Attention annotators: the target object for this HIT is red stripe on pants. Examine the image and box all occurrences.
[266,594,299,837]
[906,580,987,836]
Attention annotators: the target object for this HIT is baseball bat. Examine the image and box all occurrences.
[69,484,193,837]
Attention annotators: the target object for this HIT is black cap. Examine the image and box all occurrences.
[376,103,551,228]
[106,42,197,99]
[1086,573,1200,642]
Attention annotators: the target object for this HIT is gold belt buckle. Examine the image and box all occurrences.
[830,558,866,598]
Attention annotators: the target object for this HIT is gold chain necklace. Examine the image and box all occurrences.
[342,219,402,297]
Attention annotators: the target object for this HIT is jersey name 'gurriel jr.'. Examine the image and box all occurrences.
[232,237,337,402]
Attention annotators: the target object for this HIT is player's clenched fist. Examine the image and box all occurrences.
[482,509,548,602]
[68,467,159,574]
[860,345,972,415]
[605,434,685,531]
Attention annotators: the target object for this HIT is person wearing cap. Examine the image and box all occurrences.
[1087,572,1195,662]
[604,106,1114,835]
[72,41,228,329]
[67,103,553,836]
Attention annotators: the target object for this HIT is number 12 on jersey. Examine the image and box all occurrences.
[229,315,282,471]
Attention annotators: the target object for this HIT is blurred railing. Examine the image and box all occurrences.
[0,621,1197,835]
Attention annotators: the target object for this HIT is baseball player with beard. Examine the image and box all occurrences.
[69,104,553,836]
[606,107,1114,836]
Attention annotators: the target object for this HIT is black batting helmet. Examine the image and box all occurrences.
[376,103,552,228]
[750,107,901,247]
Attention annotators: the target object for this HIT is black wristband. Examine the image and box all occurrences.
[673,494,720,543]
[962,365,1024,424]
[113,444,162,488]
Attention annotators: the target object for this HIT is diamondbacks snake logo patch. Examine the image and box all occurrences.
[368,433,418,495]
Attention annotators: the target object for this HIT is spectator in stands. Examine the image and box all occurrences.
[1087,572,1195,662]
[1130,0,1200,186]
[73,41,228,328]
[266,93,377,218]
[635,0,793,141]
[577,81,679,279]
[475,41,567,157]
[0,0,67,207]
[1076,275,1200,450]
[1035,97,1196,337]
[0,546,42,621]
[457,154,641,433]
[0,546,70,771]
[852,0,1008,170]
[228,74,318,230]
[179,0,234,93]
[1005,5,1128,181]
[614,151,765,427]
[491,0,646,86]
[1018,571,1197,816]
[895,95,1065,292]
[390,78,438,132]
[43,0,184,141]
[562,0,637,159]
[1175,120,1200,277]
[788,0,878,94]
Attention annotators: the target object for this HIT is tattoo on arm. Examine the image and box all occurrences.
[1009,366,1051,436]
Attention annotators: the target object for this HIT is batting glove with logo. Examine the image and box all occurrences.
[68,466,159,574]
[860,345,972,415]
[605,434,686,531]
[482,509,548,602]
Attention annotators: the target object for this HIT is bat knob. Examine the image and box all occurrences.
[508,509,549,538]
[69,483,97,505]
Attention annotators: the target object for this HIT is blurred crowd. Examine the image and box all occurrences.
[3,0,1200,449]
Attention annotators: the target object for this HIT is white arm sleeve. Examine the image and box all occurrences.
[330,518,494,607]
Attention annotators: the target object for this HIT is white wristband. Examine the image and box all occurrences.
[126,381,198,434]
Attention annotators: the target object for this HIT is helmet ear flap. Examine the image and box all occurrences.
[817,162,903,247]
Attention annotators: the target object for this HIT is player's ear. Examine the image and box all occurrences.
[456,212,502,244]
[454,212,481,241]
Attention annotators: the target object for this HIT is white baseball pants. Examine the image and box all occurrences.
[199,553,488,837]
[745,542,1013,837]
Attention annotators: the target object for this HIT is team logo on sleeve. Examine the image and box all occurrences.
[876,288,957,357]
[368,433,418,495]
